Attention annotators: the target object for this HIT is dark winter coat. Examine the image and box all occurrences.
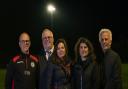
[71,57,99,89]
[101,49,122,89]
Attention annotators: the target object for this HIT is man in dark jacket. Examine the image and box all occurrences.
[5,32,39,89]
[38,26,54,89]
[98,28,122,89]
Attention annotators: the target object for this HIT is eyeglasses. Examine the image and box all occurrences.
[42,36,53,40]
[19,40,30,44]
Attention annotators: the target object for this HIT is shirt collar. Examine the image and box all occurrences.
[45,46,54,54]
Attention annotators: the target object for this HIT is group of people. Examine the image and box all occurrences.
[5,26,122,89]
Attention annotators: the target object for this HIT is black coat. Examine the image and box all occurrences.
[102,49,122,89]
[71,57,99,89]
[5,53,39,89]
[50,62,71,89]
[38,49,54,89]
[38,49,71,89]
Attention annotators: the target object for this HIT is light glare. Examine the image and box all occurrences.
[47,4,56,13]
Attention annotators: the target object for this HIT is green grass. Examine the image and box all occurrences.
[0,64,128,89]
[122,64,128,89]
[0,69,6,89]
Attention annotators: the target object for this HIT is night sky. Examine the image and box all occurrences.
[0,0,128,65]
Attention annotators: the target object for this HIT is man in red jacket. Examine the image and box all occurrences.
[5,32,39,89]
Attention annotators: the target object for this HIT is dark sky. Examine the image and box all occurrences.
[0,0,128,64]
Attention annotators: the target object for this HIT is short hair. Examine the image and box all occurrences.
[42,26,54,33]
[99,28,112,41]
[41,26,54,38]
[19,32,30,41]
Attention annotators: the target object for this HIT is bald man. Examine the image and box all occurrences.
[5,32,39,89]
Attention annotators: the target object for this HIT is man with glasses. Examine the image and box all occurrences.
[38,26,55,89]
[5,32,39,89]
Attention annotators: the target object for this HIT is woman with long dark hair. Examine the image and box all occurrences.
[43,38,72,89]
[71,37,99,89]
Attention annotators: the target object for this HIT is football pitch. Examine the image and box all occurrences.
[0,63,128,89]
